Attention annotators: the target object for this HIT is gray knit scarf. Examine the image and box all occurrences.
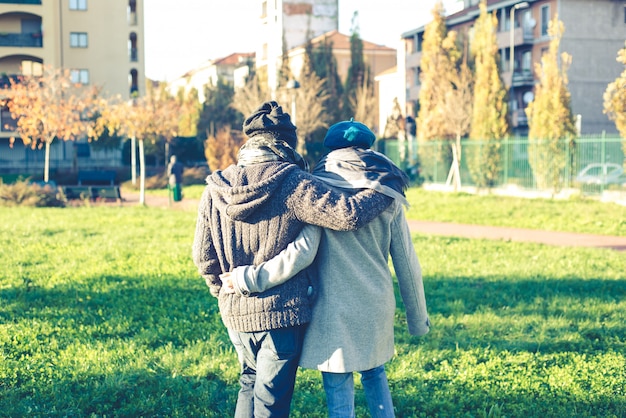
[237,136,309,171]
[313,147,410,207]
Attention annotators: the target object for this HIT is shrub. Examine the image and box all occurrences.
[0,179,65,207]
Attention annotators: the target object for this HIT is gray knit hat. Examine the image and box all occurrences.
[242,101,298,148]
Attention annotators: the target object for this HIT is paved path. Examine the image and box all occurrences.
[117,191,626,252]
[406,220,626,251]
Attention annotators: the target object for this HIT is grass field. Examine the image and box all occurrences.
[1,191,625,417]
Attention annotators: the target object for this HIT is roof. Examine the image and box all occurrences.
[307,30,395,52]
[213,52,255,66]
[401,0,538,38]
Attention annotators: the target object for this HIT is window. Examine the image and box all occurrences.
[1,107,17,132]
[129,68,138,95]
[412,67,421,87]
[21,60,43,76]
[128,0,137,25]
[70,32,88,48]
[540,5,550,36]
[69,0,87,10]
[70,69,89,85]
[522,51,532,72]
[129,32,138,62]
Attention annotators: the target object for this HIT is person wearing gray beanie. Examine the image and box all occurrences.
[242,100,298,148]
[193,104,393,417]
[224,118,430,418]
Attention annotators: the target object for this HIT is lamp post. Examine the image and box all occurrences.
[509,2,529,73]
[509,1,529,131]
[286,79,300,125]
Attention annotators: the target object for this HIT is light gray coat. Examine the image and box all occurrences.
[230,149,430,372]
[300,199,429,372]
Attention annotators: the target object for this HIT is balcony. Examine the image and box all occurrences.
[0,0,41,3]
[496,26,534,50]
[0,32,42,47]
[512,70,534,87]
[406,51,422,68]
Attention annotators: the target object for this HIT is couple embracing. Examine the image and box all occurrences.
[193,101,430,418]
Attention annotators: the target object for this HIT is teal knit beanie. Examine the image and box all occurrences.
[323,118,376,150]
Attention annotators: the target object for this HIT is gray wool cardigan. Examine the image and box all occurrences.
[192,161,392,333]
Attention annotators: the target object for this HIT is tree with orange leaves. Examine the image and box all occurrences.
[0,66,108,182]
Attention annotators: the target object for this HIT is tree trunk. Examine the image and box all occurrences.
[139,138,146,206]
[44,141,51,183]
[131,135,137,186]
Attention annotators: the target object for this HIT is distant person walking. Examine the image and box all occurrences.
[167,155,184,202]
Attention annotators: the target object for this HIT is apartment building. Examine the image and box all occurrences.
[400,0,625,135]
[0,0,146,172]
[256,0,339,93]
[167,52,254,103]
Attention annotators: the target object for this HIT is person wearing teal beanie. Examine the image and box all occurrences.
[223,119,430,418]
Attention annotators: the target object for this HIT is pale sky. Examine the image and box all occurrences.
[143,0,463,81]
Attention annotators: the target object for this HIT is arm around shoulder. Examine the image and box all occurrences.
[288,173,393,231]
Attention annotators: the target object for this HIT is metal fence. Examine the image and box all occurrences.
[376,135,626,195]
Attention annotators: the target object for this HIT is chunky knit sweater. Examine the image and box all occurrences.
[192,161,391,332]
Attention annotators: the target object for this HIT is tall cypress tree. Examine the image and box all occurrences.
[342,12,371,120]
[603,41,626,157]
[416,1,461,180]
[307,37,343,124]
[416,1,460,142]
[468,0,510,187]
[196,78,243,141]
[525,16,576,192]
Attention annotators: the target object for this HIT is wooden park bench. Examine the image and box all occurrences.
[62,170,122,202]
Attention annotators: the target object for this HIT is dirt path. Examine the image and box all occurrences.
[116,191,626,252]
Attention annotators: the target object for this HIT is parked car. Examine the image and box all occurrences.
[575,163,626,185]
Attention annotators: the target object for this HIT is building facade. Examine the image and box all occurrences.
[167,52,254,103]
[256,0,338,93]
[0,0,146,173]
[401,0,625,135]
[286,29,396,129]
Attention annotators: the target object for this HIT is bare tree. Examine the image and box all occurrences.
[232,76,271,119]
[276,71,330,160]
[441,56,473,190]
[349,76,377,130]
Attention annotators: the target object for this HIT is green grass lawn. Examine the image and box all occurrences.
[1,197,625,417]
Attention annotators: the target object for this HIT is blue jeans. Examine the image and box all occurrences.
[322,365,395,418]
[228,325,305,418]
